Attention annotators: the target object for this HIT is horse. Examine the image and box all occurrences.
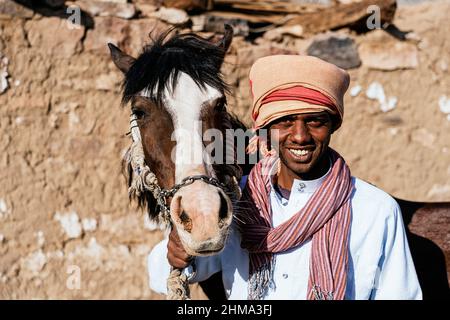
[108,25,247,299]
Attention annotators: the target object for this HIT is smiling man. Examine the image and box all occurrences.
[148,55,422,300]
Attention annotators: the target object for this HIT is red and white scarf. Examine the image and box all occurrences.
[235,148,354,300]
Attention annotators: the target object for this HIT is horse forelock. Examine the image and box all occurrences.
[121,30,229,107]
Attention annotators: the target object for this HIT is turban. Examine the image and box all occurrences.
[249,55,350,130]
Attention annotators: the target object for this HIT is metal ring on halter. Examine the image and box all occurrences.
[155,174,228,216]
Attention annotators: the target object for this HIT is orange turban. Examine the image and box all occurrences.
[249,55,350,130]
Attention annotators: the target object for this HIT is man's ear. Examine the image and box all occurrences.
[108,43,136,74]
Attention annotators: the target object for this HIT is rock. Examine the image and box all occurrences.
[350,85,362,97]
[306,32,361,69]
[71,1,137,19]
[366,82,397,113]
[263,25,304,42]
[359,30,419,71]
[151,6,189,25]
[286,0,396,34]
[438,95,450,114]
[162,0,211,11]
[25,17,85,58]
[201,15,249,37]
[135,3,158,17]
[54,211,83,239]
[0,0,33,19]
[84,17,129,54]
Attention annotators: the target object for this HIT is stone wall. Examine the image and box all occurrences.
[0,0,448,299]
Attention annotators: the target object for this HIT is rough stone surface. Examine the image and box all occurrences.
[0,0,33,19]
[25,17,85,59]
[359,30,419,71]
[306,32,361,69]
[73,1,137,19]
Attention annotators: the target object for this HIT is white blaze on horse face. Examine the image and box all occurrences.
[140,72,231,252]
[163,72,221,182]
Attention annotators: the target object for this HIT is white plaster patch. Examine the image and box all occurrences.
[24,249,47,275]
[0,199,8,218]
[54,211,82,239]
[439,95,450,114]
[35,230,45,248]
[0,233,4,243]
[82,218,97,232]
[366,82,397,112]
[389,127,399,136]
[67,237,104,261]
[350,85,362,97]
[15,117,25,125]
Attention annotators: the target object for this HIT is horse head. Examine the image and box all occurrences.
[108,26,242,257]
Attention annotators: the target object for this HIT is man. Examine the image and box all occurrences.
[148,55,422,300]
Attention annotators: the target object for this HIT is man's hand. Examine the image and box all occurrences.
[167,227,192,269]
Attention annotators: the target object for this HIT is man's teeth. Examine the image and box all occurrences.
[289,149,309,156]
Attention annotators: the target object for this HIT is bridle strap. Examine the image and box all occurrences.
[127,113,232,224]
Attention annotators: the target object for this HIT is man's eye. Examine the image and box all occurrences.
[307,118,327,127]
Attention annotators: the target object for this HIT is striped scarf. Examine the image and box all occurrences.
[235,148,354,300]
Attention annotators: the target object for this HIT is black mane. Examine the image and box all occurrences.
[122,29,229,105]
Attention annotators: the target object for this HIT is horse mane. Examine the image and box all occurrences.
[122,29,229,106]
[121,29,248,220]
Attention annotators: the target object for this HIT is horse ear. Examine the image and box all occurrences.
[108,43,136,74]
[217,24,233,56]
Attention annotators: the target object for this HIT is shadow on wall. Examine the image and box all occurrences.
[397,199,450,300]
[13,0,94,28]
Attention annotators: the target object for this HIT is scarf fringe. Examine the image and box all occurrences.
[248,256,276,300]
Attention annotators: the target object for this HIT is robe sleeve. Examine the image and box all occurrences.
[147,238,222,295]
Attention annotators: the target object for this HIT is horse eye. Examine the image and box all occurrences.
[132,109,146,120]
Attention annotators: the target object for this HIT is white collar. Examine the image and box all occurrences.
[269,157,331,195]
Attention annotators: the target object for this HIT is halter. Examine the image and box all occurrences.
[126,113,232,224]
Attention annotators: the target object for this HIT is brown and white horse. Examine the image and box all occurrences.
[108,26,247,299]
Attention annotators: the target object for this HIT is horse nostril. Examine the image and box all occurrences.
[218,191,229,222]
[179,210,192,233]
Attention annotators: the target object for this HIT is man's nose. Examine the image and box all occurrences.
[290,120,312,144]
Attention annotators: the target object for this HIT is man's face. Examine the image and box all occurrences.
[268,111,334,178]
